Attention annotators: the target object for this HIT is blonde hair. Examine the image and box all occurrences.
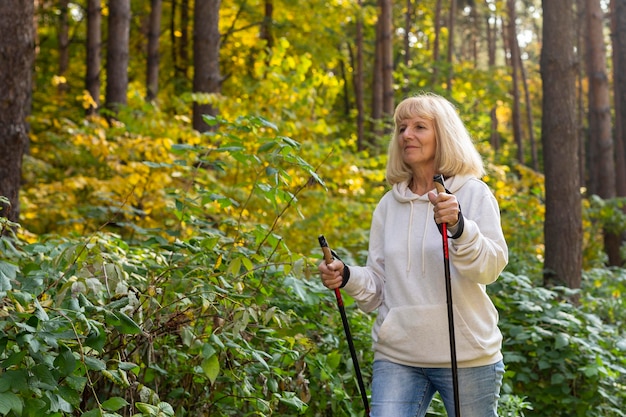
[386,93,485,185]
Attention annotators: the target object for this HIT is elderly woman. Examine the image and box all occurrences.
[319,93,508,417]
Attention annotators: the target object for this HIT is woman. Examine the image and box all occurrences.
[319,93,508,416]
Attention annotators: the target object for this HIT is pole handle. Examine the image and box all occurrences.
[318,235,334,264]
[433,174,446,194]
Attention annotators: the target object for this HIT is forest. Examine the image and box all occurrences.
[0,0,625,416]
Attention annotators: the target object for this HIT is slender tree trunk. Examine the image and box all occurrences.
[577,0,587,187]
[371,13,383,138]
[613,0,626,198]
[487,5,499,151]
[146,0,163,101]
[179,0,190,79]
[355,0,365,150]
[520,59,537,170]
[403,0,412,95]
[0,0,34,223]
[508,0,523,164]
[86,0,101,114]
[585,0,618,264]
[541,0,582,289]
[58,0,70,92]
[192,0,221,132]
[106,0,131,111]
[380,0,394,117]
[447,0,457,91]
[432,0,442,84]
[260,0,274,49]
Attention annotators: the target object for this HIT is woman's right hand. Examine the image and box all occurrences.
[318,259,345,290]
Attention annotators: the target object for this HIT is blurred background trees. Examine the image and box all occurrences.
[1,1,626,416]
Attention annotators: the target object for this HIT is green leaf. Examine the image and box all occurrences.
[201,354,220,385]
[54,347,77,376]
[1,349,27,368]
[106,311,143,335]
[101,396,129,411]
[0,391,23,415]
[554,332,570,349]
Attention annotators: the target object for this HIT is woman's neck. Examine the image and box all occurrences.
[409,166,436,195]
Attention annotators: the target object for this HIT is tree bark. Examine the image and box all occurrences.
[58,0,70,92]
[0,0,34,223]
[431,0,442,84]
[371,12,383,139]
[507,0,523,165]
[380,0,394,117]
[86,0,101,114]
[582,0,617,265]
[192,0,221,132]
[355,0,365,150]
[146,0,163,101]
[613,0,626,198]
[541,0,582,289]
[446,0,457,91]
[106,0,131,111]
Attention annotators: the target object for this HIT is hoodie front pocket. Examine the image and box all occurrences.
[374,304,492,366]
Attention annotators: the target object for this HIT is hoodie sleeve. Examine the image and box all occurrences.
[449,180,508,285]
[340,196,388,313]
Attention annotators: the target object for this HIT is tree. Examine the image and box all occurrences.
[354,0,365,150]
[192,0,221,132]
[58,0,70,92]
[0,0,34,224]
[86,0,102,114]
[146,0,163,101]
[507,0,523,164]
[613,0,626,198]
[585,0,618,264]
[380,0,394,117]
[541,0,582,288]
[106,0,131,111]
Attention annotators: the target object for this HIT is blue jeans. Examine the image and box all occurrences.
[371,359,505,417]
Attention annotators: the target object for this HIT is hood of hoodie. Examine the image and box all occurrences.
[389,174,474,274]
[391,174,474,202]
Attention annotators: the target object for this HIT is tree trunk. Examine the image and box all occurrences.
[192,0,221,132]
[371,12,383,139]
[507,0,523,165]
[260,0,274,49]
[402,0,412,95]
[613,0,626,198]
[432,0,442,84]
[58,0,70,92]
[380,0,394,117]
[146,0,163,101]
[447,0,457,91]
[585,0,617,264]
[487,5,499,151]
[355,0,365,151]
[0,0,34,223]
[106,0,131,111]
[179,0,190,78]
[86,0,101,114]
[541,0,582,289]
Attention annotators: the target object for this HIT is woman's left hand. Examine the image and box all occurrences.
[428,191,460,227]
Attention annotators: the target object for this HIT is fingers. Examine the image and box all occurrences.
[318,259,344,290]
[429,191,460,226]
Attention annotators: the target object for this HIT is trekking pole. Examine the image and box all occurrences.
[318,235,370,416]
[433,175,461,417]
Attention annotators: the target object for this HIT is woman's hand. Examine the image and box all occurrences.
[428,191,460,227]
[318,259,345,290]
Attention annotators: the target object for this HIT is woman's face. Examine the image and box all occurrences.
[398,115,436,169]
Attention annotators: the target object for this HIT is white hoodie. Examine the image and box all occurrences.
[343,174,508,368]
